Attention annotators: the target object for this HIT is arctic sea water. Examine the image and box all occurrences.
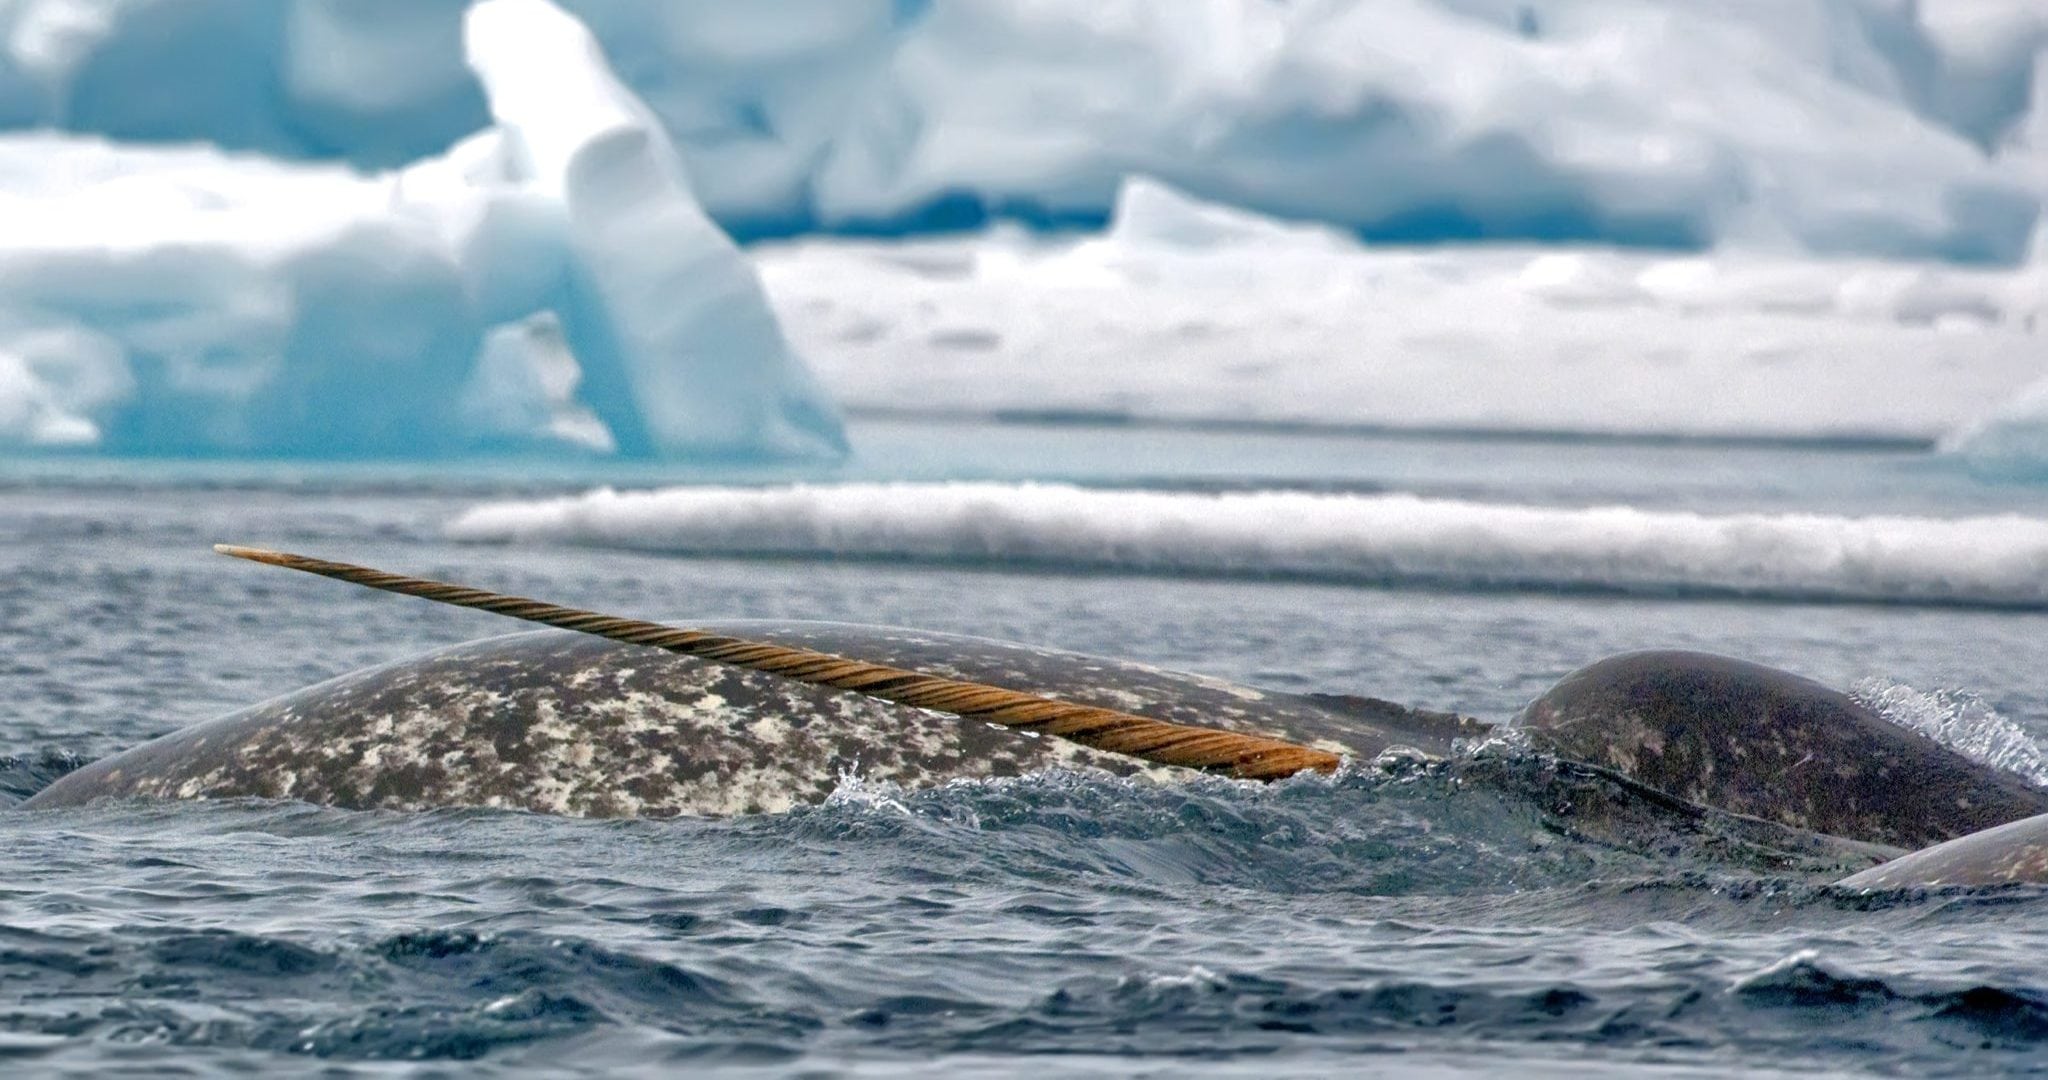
[6,415,2048,1077]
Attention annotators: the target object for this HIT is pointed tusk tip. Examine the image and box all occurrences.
[214,544,288,564]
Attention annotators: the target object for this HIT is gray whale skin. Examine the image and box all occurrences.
[23,629,2048,889]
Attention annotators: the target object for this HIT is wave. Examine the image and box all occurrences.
[9,763,2043,1074]
[0,750,89,807]
[447,482,2048,609]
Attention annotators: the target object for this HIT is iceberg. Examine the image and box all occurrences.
[0,135,487,455]
[807,0,2047,260]
[0,1,2037,456]
[0,0,844,459]
[2,0,2040,260]
[463,0,845,460]
[0,0,486,167]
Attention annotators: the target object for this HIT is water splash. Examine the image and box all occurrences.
[818,764,917,818]
[1855,679,2048,787]
[1728,948,1887,1002]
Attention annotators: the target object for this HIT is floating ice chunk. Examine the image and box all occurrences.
[1942,377,2048,479]
[0,0,485,166]
[803,0,2042,260]
[464,0,846,461]
[1102,174,1352,253]
[1917,0,2048,147]
[546,1,914,231]
[1515,252,1646,307]
[0,135,488,457]
[280,0,485,165]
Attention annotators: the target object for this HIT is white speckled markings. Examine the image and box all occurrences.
[22,620,1477,817]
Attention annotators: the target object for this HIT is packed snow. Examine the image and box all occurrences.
[447,480,2048,609]
[0,0,844,459]
[760,177,2048,443]
[0,0,2042,257]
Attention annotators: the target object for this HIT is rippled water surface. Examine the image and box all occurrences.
[5,421,2048,1076]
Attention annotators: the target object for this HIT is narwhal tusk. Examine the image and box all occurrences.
[212,544,1344,781]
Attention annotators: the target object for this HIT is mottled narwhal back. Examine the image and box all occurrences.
[1517,649,2048,851]
[20,620,1474,817]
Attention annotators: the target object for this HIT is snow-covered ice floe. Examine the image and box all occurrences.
[760,177,2047,445]
[0,0,844,460]
[449,480,2048,610]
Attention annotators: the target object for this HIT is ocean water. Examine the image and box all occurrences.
[5,416,2048,1077]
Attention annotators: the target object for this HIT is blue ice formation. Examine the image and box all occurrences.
[0,0,2042,259]
[0,0,845,459]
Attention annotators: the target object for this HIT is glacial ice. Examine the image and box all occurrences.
[0,0,2041,460]
[0,0,845,459]
[0,0,2041,259]
[0,135,484,455]
[463,0,844,460]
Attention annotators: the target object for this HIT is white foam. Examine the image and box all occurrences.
[448,482,2048,609]
[819,766,915,818]
[1728,949,1837,994]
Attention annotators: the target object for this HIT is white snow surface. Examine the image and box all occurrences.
[761,177,2048,443]
[448,480,2048,610]
[0,0,2042,259]
[0,0,844,458]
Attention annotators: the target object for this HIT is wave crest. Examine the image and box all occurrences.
[450,482,2048,609]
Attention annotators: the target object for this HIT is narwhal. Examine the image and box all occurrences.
[21,546,2048,888]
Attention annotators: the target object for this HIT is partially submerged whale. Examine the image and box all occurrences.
[16,619,1907,875]
[1834,810,2048,888]
[1516,650,2048,852]
[24,620,1483,817]
[21,547,2048,891]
